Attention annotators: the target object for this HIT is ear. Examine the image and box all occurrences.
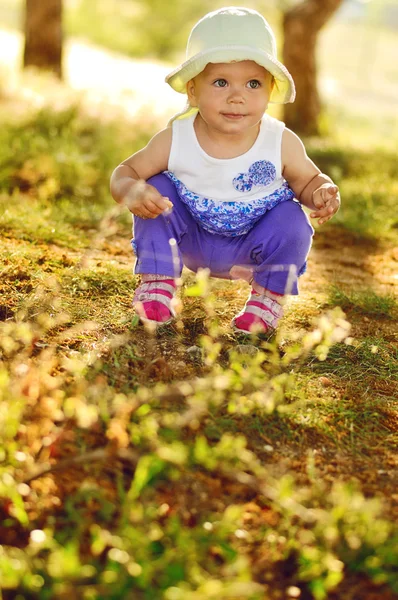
[186,79,198,107]
[270,77,275,94]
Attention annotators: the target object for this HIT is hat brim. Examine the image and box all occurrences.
[165,46,295,104]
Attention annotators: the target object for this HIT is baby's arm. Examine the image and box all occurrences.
[281,129,340,225]
[110,128,173,218]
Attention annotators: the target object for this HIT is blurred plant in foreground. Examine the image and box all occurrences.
[0,271,397,599]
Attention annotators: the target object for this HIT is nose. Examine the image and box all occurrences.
[227,85,244,103]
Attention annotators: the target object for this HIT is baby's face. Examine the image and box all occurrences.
[187,60,273,135]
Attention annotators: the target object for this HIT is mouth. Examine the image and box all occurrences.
[221,113,245,120]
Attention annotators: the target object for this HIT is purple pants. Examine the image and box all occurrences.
[132,173,314,295]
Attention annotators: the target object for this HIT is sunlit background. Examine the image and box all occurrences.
[0,0,397,138]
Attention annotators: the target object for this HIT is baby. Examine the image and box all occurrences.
[110,7,340,334]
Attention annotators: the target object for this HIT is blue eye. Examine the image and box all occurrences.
[214,79,228,88]
[248,80,261,89]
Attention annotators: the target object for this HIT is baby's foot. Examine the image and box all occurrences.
[133,278,176,325]
[232,289,283,334]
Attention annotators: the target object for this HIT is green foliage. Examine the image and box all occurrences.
[0,107,105,199]
[2,106,145,201]
[328,286,397,318]
[266,477,398,600]
[65,0,278,61]
[66,0,205,61]
[309,336,398,382]
[0,106,149,246]
[306,143,398,241]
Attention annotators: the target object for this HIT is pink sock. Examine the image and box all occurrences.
[134,277,176,323]
[233,289,284,333]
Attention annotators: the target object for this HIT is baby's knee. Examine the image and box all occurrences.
[275,201,313,242]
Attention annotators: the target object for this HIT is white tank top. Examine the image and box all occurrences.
[164,112,294,236]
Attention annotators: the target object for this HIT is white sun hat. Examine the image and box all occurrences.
[165,6,295,104]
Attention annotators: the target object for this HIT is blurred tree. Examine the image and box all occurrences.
[282,0,343,136]
[24,0,63,77]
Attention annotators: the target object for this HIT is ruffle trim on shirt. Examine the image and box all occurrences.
[164,171,295,237]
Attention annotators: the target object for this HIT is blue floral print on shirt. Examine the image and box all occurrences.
[233,160,277,192]
[164,171,295,237]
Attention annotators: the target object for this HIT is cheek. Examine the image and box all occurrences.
[199,91,220,107]
[258,89,271,105]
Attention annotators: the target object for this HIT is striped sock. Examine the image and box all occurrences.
[133,277,176,323]
[233,289,284,333]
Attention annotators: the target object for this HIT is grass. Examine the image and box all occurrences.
[328,286,397,318]
[303,140,398,242]
[308,337,397,386]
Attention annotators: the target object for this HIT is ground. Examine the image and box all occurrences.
[1,218,396,599]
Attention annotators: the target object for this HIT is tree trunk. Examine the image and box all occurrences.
[283,0,343,136]
[24,0,63,78]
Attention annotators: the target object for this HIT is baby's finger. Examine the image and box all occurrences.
[325,199,340,216]
[310,206,330,219]
[312,204,338,225]
[323,186,339,202]
[146,195,172,213]
[143,199,165,216]
[312,198,325,210]
[162,196,174,209]
[134,205,155,219]
[317,213,334,225]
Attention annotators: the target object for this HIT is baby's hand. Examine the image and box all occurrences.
[310,183,340,225]
[123,179,173,219]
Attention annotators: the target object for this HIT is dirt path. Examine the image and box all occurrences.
[295,227,398,334]
[306,228,397,296]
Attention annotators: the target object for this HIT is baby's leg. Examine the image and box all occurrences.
[233,200,314,295]
[231,201,313,333]
[133,173,216,323]
[132,173,188,323]
[133,173,189,278]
